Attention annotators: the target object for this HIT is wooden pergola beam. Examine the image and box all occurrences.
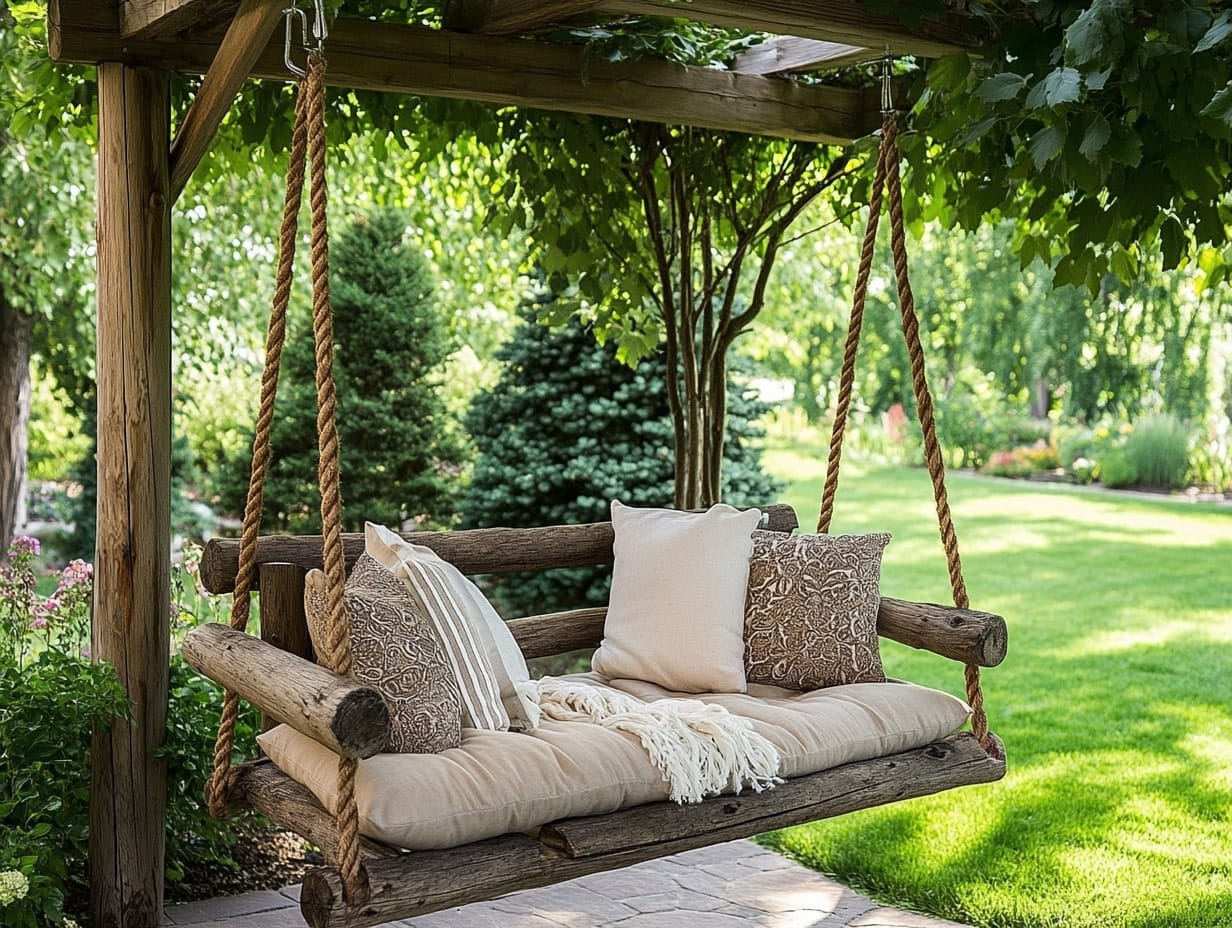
[445,0,976,58]
[119,0,237,39]
[50,13,884,143]
[168,0,283,201]
[732,37,874,75]
[595,0,975,58]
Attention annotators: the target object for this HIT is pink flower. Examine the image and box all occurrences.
[30,616,48,630]
[62,559,93,587]
[9,536,40,557]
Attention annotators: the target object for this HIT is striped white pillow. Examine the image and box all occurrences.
[365,523,540,732]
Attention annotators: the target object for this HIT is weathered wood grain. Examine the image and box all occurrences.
[119,0,237,39]
[168,0,284,201]
[880,596,1008,668]
[507,598,1007,668]
[182,624,389,759]
[89,63,172,928]
[199,505,799,594]
[732,37,872,75]
[298,731,1003,928]
[258,563,315,731]
[232,760,399,861]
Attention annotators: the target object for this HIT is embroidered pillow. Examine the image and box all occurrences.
[364,522,541,732]
[591,501,762,694]
[744,530,890,690]
[304,556,462,753]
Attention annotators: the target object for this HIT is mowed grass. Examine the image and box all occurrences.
[759,440,1232,928]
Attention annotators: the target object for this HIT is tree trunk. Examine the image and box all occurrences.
[1030,376,1050,419]
[0,285,32,556]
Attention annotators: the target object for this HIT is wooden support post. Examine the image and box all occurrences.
[90,63,172,928]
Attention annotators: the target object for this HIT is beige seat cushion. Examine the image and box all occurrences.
[257,676,970,851]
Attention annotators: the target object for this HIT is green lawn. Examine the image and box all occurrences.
[760,441,1232,928]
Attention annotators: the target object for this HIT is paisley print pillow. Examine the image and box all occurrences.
[305,555,462,753]
[744,531,890,690]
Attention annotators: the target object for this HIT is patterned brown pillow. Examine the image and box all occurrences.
[305,555,462,753]
[744,531,891,691]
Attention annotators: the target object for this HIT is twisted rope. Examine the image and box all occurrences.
[206,81,309,818]
[303,52,367,905]
[817,112,999,759]
[817,136,889,536]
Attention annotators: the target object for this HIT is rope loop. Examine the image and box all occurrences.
[817,110,997,758]
[204,50,368,905]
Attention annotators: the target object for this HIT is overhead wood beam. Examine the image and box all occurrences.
[432,0,977,57]
[168,0,284,201]
[50,12,885,144]
[443,0,603,34]
[732,37,873,75]
[594,0,976,58]
[120,0,238,39]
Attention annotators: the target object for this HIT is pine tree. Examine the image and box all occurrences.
[245,209,460,531]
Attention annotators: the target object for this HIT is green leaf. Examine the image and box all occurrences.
[1065,5,1110,66]
[1084,67,1113,92]
[1029,126,1066,169]
[1043,67,1083,106]
[1160,216,1187,270]
[1195,11,1232,53]
[1200,80,1232,127]
[1080,114,1111,161]
[927,54,972,92]
[1106,130,1143,167]
[976,72,1028,103]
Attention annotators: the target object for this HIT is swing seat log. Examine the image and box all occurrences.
[188,502,1007,928]
[182,623,389,759]
[225,733,1003,928]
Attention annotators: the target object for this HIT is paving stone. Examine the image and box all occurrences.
[164,889,296,925]
[196,909,308,928]
[850,908,971,928]
[405,905,558,928]
[603,912,757,928]
[279,884,302,903]
[490,884,640,923]
[721,867,846,916]
[571,867,683,901]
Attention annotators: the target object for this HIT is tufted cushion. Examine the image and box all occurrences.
[304,555,462,753]
[258,674,970,851]
[744,531,890,690]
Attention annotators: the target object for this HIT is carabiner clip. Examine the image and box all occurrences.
[283,0,329,77]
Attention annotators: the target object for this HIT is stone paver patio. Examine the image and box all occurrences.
[163,840,972,928]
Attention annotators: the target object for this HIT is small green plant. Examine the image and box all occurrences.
[1123,413,1191,490]
[1099,447,1139,488]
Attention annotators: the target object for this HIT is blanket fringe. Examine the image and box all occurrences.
[537,678,781,804]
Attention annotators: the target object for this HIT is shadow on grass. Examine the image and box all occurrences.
[766,464,1232,928]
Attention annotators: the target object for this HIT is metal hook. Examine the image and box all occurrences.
[283,0,329,77]
[880,50,895,115]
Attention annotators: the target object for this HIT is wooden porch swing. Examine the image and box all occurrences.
[178,23,1007,928]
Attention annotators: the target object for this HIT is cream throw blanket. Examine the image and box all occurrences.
[536,677,781,804]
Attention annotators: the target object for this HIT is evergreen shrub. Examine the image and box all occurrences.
[462,284,782,618]
[221,209,461,531]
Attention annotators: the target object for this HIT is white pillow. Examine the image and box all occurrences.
[591,501,762,693]
[365,523,541,731]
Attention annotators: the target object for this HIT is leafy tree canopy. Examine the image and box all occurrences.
[910,1,1232,294]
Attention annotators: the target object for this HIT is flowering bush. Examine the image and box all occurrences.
[1,538,127,928]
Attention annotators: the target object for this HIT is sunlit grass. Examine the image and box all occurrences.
[759,438,1232,928]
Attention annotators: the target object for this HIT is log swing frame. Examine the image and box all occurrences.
[178,31,1006,928]
[50,1,1013,924]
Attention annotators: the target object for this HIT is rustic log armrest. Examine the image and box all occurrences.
[182,623,388,759]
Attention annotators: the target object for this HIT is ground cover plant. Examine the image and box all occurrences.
[760,441,1232,928]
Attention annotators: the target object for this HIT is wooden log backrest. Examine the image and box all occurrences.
[198,504,1006,670]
